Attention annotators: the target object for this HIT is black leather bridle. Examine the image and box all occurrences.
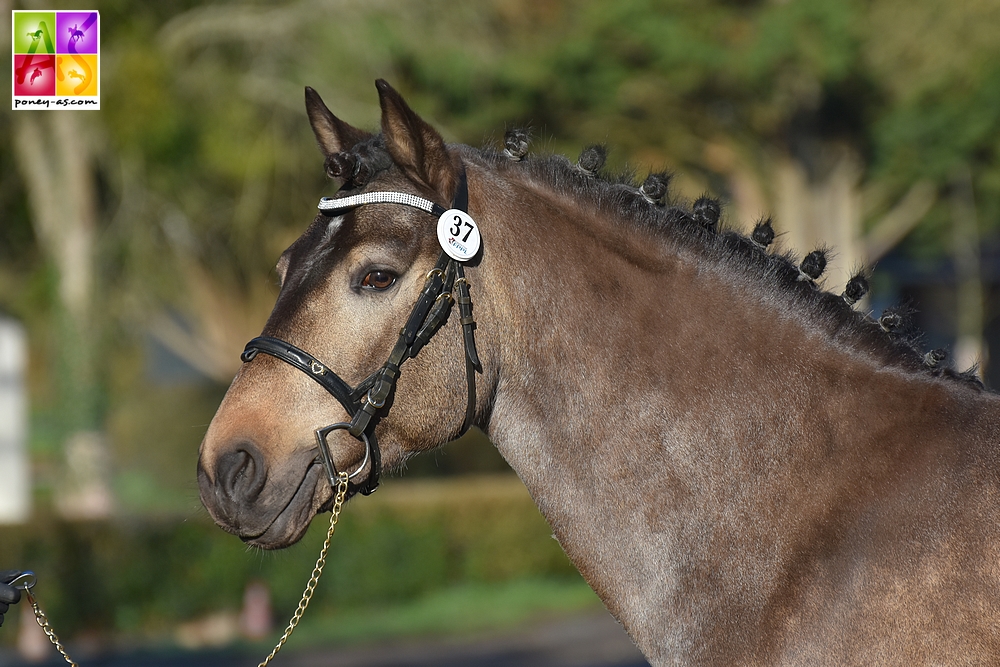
[240,170,481,496]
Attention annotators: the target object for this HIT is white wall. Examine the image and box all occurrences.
[0,316,30,523]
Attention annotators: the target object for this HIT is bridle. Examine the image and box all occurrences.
[239,168,481,497]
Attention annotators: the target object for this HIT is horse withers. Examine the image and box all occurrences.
[198,80,1000,665]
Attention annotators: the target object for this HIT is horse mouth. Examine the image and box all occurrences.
[241,461,332,550]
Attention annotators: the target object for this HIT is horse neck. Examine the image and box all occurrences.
[465,160,1000,657]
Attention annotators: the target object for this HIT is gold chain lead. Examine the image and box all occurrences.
[21,469,351,667]
[258,470,350,667]
[25,589,78,667]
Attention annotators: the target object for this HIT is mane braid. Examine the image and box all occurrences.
[461,143,988,392]
[327,134,985,391]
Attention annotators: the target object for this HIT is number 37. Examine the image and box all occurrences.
[450,216,475,242]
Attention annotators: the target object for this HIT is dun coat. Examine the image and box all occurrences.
[199,81,1000,665]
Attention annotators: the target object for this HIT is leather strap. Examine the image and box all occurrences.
[240,337,360,413]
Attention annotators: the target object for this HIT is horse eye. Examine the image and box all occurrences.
[360,270,396,290]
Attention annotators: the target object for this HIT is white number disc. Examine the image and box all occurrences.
[436,209,482,261]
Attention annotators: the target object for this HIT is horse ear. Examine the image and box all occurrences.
[304,86,372,157]
[375,79,460,204]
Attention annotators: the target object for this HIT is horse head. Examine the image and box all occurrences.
[198,81,484,549]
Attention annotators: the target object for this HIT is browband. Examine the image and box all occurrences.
[318,191,447,217]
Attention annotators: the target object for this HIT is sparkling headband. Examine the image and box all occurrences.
[318,192,447,217]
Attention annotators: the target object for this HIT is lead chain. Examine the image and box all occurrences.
[25,589,78,667]
[19,469,351,667]
[258,470,350,667]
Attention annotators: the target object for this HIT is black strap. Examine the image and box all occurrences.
[454,264,481,432]
[453,169,469,212]
[447,169,481,433]
[241,337,359,414]
[345,251,451,439]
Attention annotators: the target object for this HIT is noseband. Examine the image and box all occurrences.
[240,170,481,496]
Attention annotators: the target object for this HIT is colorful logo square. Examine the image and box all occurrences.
[12,12,56,55]
[56,54,97,96]
[56,12,98,55]
[12,10,100,110]
[13,54,55,96]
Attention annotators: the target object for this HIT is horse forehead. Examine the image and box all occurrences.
[286,202,391,263]
[268,199,429,327]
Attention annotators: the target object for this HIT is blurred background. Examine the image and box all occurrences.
[2,0,1000,662]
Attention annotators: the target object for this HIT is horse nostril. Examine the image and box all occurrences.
[217,446,267,503]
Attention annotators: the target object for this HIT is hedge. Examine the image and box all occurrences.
[0,474,579,642]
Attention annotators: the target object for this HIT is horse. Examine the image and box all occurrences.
[198,80,1000,665]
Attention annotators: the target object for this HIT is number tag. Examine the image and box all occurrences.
[436,209,482,261]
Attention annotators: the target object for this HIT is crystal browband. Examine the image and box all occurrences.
[318,192,447,217]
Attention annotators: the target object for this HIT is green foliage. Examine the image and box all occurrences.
[874,65,1000,196]
[286,577,601,647]
[368,0,869,154]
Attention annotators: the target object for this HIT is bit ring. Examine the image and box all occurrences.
[315,423,371,489]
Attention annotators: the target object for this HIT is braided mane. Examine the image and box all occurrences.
[333,130,985,391]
